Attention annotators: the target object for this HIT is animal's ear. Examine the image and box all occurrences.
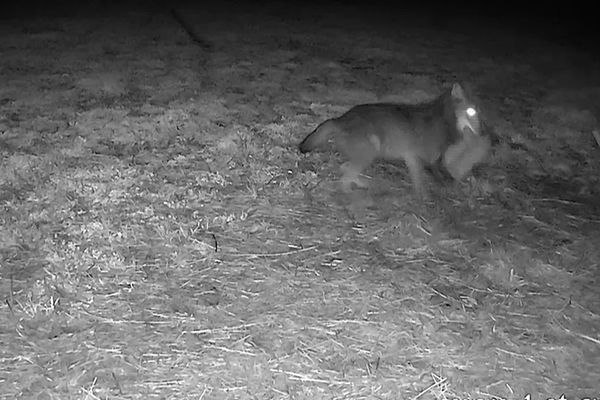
[451,83,466,100]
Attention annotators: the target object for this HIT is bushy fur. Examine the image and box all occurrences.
[299,83,491,196]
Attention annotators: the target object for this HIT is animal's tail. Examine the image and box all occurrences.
[298,120,337,153]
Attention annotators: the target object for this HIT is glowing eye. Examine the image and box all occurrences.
[466,107,477,117]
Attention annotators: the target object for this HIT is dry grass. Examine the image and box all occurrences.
[1,4,599,399]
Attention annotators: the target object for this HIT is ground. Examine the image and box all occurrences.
[1,2,599,399]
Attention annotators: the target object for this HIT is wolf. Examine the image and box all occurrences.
[298,83,491,197]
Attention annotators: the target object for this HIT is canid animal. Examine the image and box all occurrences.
[298,83,491,196]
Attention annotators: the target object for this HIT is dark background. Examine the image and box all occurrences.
[2,0,598,54]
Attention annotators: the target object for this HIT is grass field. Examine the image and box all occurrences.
[1,2,599,399]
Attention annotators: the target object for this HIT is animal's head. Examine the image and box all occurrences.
[443,83,495,180]
[450,83,482,138]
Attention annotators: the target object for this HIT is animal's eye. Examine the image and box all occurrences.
[466,107,477,117]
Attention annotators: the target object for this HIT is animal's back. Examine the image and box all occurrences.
[333,100,454,165]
